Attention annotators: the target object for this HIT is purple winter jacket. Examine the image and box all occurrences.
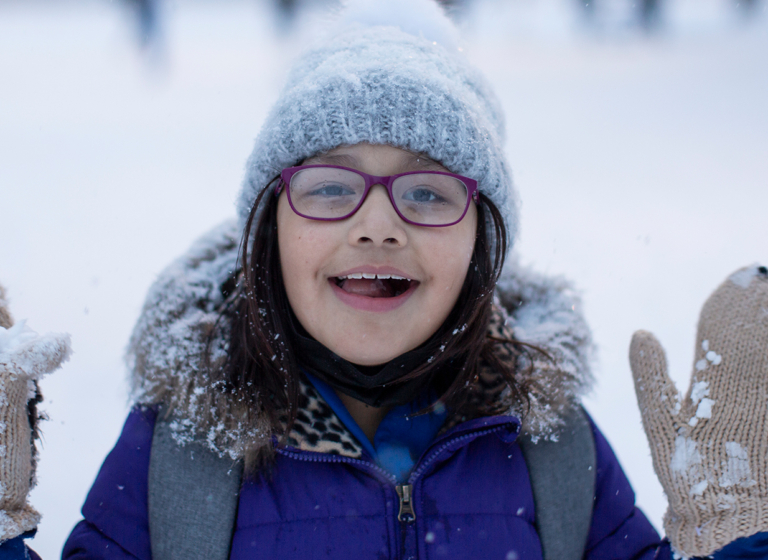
[61,406,670,560]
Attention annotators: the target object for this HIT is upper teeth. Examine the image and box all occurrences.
[337,273,409,281]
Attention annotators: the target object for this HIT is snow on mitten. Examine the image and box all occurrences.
[630,265,768,558]
[0,284,71,541]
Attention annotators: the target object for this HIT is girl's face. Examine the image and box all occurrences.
[277,143,478,366]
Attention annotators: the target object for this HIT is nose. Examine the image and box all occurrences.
[348,184,408,248]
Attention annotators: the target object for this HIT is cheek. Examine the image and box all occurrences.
[277,198,317,306]
[433,215,477,290]
[416,221,477,321]
[434,242,474,303]
[277,197,343,329]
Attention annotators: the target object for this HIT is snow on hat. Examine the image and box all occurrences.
[237,0,519,245]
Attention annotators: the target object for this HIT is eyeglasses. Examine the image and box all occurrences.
[277,165,478,227]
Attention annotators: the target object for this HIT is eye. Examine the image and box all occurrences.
[401,186,447,204]
[306,182,356,197]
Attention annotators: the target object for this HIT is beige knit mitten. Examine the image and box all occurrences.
[0,284,71,541]
[629,265,768,558]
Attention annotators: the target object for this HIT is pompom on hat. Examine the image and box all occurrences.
[237,0,519,246]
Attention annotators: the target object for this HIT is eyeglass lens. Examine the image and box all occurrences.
[288,167,470,226]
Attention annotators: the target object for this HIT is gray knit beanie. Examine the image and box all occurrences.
[237,0,519,245]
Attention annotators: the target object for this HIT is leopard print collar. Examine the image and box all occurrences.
[284,378,366,458]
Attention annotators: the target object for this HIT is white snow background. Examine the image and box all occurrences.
[1,0,766,556]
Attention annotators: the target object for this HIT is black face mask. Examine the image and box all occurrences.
[287,313,458,408]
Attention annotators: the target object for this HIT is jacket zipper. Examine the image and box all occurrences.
[279,425,509,522]
[395,484,415,522]
[277,425,516,560]
[398,426,509,560]
[277,447,409,557]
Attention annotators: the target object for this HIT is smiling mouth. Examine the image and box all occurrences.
[332,273,417,298]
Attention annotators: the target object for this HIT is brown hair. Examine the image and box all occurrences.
[218,177,531,447]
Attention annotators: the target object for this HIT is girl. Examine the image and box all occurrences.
[1,1,767,558]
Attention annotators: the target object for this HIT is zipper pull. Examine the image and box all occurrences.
[396,484,416,523]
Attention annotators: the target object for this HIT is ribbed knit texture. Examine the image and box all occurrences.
[0,370,40,541]
[0,285,39,541]
[0,283,71,541]
[237,7,518,245]
[630,265,768,558]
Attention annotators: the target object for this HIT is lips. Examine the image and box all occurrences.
[329,270,419,312]
[333,273,415,298]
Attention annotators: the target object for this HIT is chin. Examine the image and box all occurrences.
[325,333,414,366]
[332,343,402,366]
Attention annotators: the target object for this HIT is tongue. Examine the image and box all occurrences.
[339,278,395,298]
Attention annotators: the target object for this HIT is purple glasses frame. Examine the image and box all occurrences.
[277,164,479,228]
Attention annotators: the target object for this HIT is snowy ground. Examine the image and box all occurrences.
[1,0,766,556]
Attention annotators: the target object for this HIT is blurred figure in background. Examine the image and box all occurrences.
[272,0,303,30]
[577,0,597,24]
[271,0,470,29]
[437,0,472,19]
[578,0,597,19]
[639,0,662,30]
[123,0,161,50]
[576,0,664,32]
[736,0,761,18]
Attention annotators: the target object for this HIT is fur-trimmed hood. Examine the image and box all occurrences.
[127,220,594,459]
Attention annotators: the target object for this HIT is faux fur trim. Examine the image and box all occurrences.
[127,221,594,458]
[495,259,595,439]
[127,220,272,460]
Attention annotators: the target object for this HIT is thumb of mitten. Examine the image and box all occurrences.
[630,331,683,487]
[0,332,73,380]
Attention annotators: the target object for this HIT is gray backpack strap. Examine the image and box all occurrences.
[148,412,244,560]
[519,406,597,560]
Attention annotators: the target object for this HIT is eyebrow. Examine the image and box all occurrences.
[307,152,449,173]
[401,155,448,172]
[307,153,358,167]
